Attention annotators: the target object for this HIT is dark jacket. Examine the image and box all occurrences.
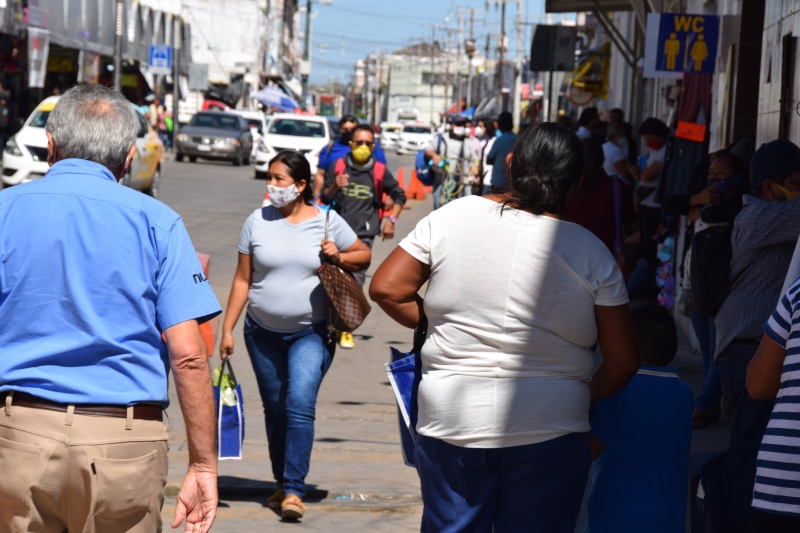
[321,155,406,238]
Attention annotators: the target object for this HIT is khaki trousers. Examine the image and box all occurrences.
[0,397,168,533]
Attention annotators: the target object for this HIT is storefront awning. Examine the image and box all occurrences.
[545,0,634,12]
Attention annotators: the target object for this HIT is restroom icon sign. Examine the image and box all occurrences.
[655,14,719,74]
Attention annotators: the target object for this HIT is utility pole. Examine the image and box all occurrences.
[430,27,435,124]
[455,8,467,117]
[512,0,524,130]
[173,14,181,136]
[372,47,381,124]
[114,1,123,91]
[498,0,506,114]
[444,31,451,117]
[302,0,312,106]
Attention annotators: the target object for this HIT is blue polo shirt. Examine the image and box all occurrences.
[0,159,221,406]
[317,138,387,171]
[586,367,694,533]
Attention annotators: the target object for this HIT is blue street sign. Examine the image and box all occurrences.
[655,13,719,74]
[148,44,173,74]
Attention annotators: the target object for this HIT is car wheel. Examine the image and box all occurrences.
[176,152,184,162]
[232,151,242,166]
[189,156,197,163]
[145,167,161,198]
[255,170,267,179]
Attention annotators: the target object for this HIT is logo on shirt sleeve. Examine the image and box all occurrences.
[193,272,208,284]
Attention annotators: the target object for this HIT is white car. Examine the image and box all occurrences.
[2,96,164,196]
[231,110,268,161]
[396,123,434,155]
[254,114,331,179]
[379,122,403,148]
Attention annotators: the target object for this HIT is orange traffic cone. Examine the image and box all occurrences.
[406,169,427,200]
[396,167,405,190]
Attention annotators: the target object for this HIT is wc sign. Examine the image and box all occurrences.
[644,13,719,78]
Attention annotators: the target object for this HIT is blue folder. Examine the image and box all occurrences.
[385,324,426,467]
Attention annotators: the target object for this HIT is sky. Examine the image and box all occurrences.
[306,0,572,85]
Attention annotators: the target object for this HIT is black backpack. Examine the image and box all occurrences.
[690,224,735,317]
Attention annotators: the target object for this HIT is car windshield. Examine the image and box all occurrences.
[403,125,431,134]
[187,114,241,131]
[385,126,402,132]
[29,110,50,128]
[247,119,263,133]
[269,119,326,138]
[328,119,340,137]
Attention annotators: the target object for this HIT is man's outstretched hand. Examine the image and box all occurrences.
[172,467,218,533]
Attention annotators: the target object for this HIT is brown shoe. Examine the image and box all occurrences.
[267,486,284,509]
[692,408,720,429]
[281,493,306,519]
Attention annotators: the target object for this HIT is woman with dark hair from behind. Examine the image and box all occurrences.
[565,138,637,257]
[218,150,371,519]
[369,123,639,532]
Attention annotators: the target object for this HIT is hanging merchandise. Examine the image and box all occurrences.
[657,234,677,309]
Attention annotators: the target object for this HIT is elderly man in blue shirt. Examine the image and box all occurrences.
[0,85,221,533]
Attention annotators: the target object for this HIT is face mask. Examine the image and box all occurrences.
[266,183,300,208]
[495,129,502,138]
[777,183,800,201]
[647,139,663,151]
[474,127,484,138]
[708,174,743,195]
[340,130,353,143]
[350,144,373,164]
[451,126,466,137]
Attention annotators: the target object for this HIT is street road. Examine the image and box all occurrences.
[157,151,427,531]
[154,151,730,532]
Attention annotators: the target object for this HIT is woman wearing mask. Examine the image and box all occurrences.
[628,117,670,300]
[472,118,496,195]
[219,150,371,519]
[683,152,749,428]
[370,123,639,532]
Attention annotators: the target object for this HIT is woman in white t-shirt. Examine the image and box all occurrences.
[370,123,639,532]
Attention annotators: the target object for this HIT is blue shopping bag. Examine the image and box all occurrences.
[385,323,426,467]
[213,359,245,460]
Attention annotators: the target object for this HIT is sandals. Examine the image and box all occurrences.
[267,486,284,509]
[692,408,721,429]
[281,493,306,519]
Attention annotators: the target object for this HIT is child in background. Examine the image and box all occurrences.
[586,303,694,533]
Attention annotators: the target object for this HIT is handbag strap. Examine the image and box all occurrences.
[215,358,237,387]
[413,317,428,354]
[325,209,330,242]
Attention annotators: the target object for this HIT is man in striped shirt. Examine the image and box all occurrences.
[747,277,800,531]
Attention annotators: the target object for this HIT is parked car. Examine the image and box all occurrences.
[2,97,164,197]
[231,110,268,162]
[379,122,403,148]
[396,123,434,155]
[255,114,331,179]
[175,111,254,166]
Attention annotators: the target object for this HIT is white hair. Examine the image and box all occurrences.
[45,84,139,171]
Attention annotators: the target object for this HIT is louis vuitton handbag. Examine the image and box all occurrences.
[317,211,371,338]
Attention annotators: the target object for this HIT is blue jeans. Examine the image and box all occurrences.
[689,309,722,412]
[243,315,335,498]
[433,184,442,210]
[415,433,590,533]
[716,339,775,449]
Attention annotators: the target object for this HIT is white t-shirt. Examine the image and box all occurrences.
[640,144,666,208]
[399,196,629,448]
[602,141,626,180]
[480,137,495,186]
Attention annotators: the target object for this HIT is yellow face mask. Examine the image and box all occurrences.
[777,183,800,201]
[350,143,373,164]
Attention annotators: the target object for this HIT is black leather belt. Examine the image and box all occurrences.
[5,392,163,422]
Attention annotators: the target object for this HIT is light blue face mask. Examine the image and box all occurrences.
[495,130,502,138]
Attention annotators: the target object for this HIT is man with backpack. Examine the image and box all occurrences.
[314,114,387,196]
[320,123,406,349]
[701,140,800,532]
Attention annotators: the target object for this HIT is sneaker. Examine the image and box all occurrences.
[339,331,355,349]
[281,493,306,519]
[267,486,284,509]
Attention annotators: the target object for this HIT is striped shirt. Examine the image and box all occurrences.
[753,278,800,515]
